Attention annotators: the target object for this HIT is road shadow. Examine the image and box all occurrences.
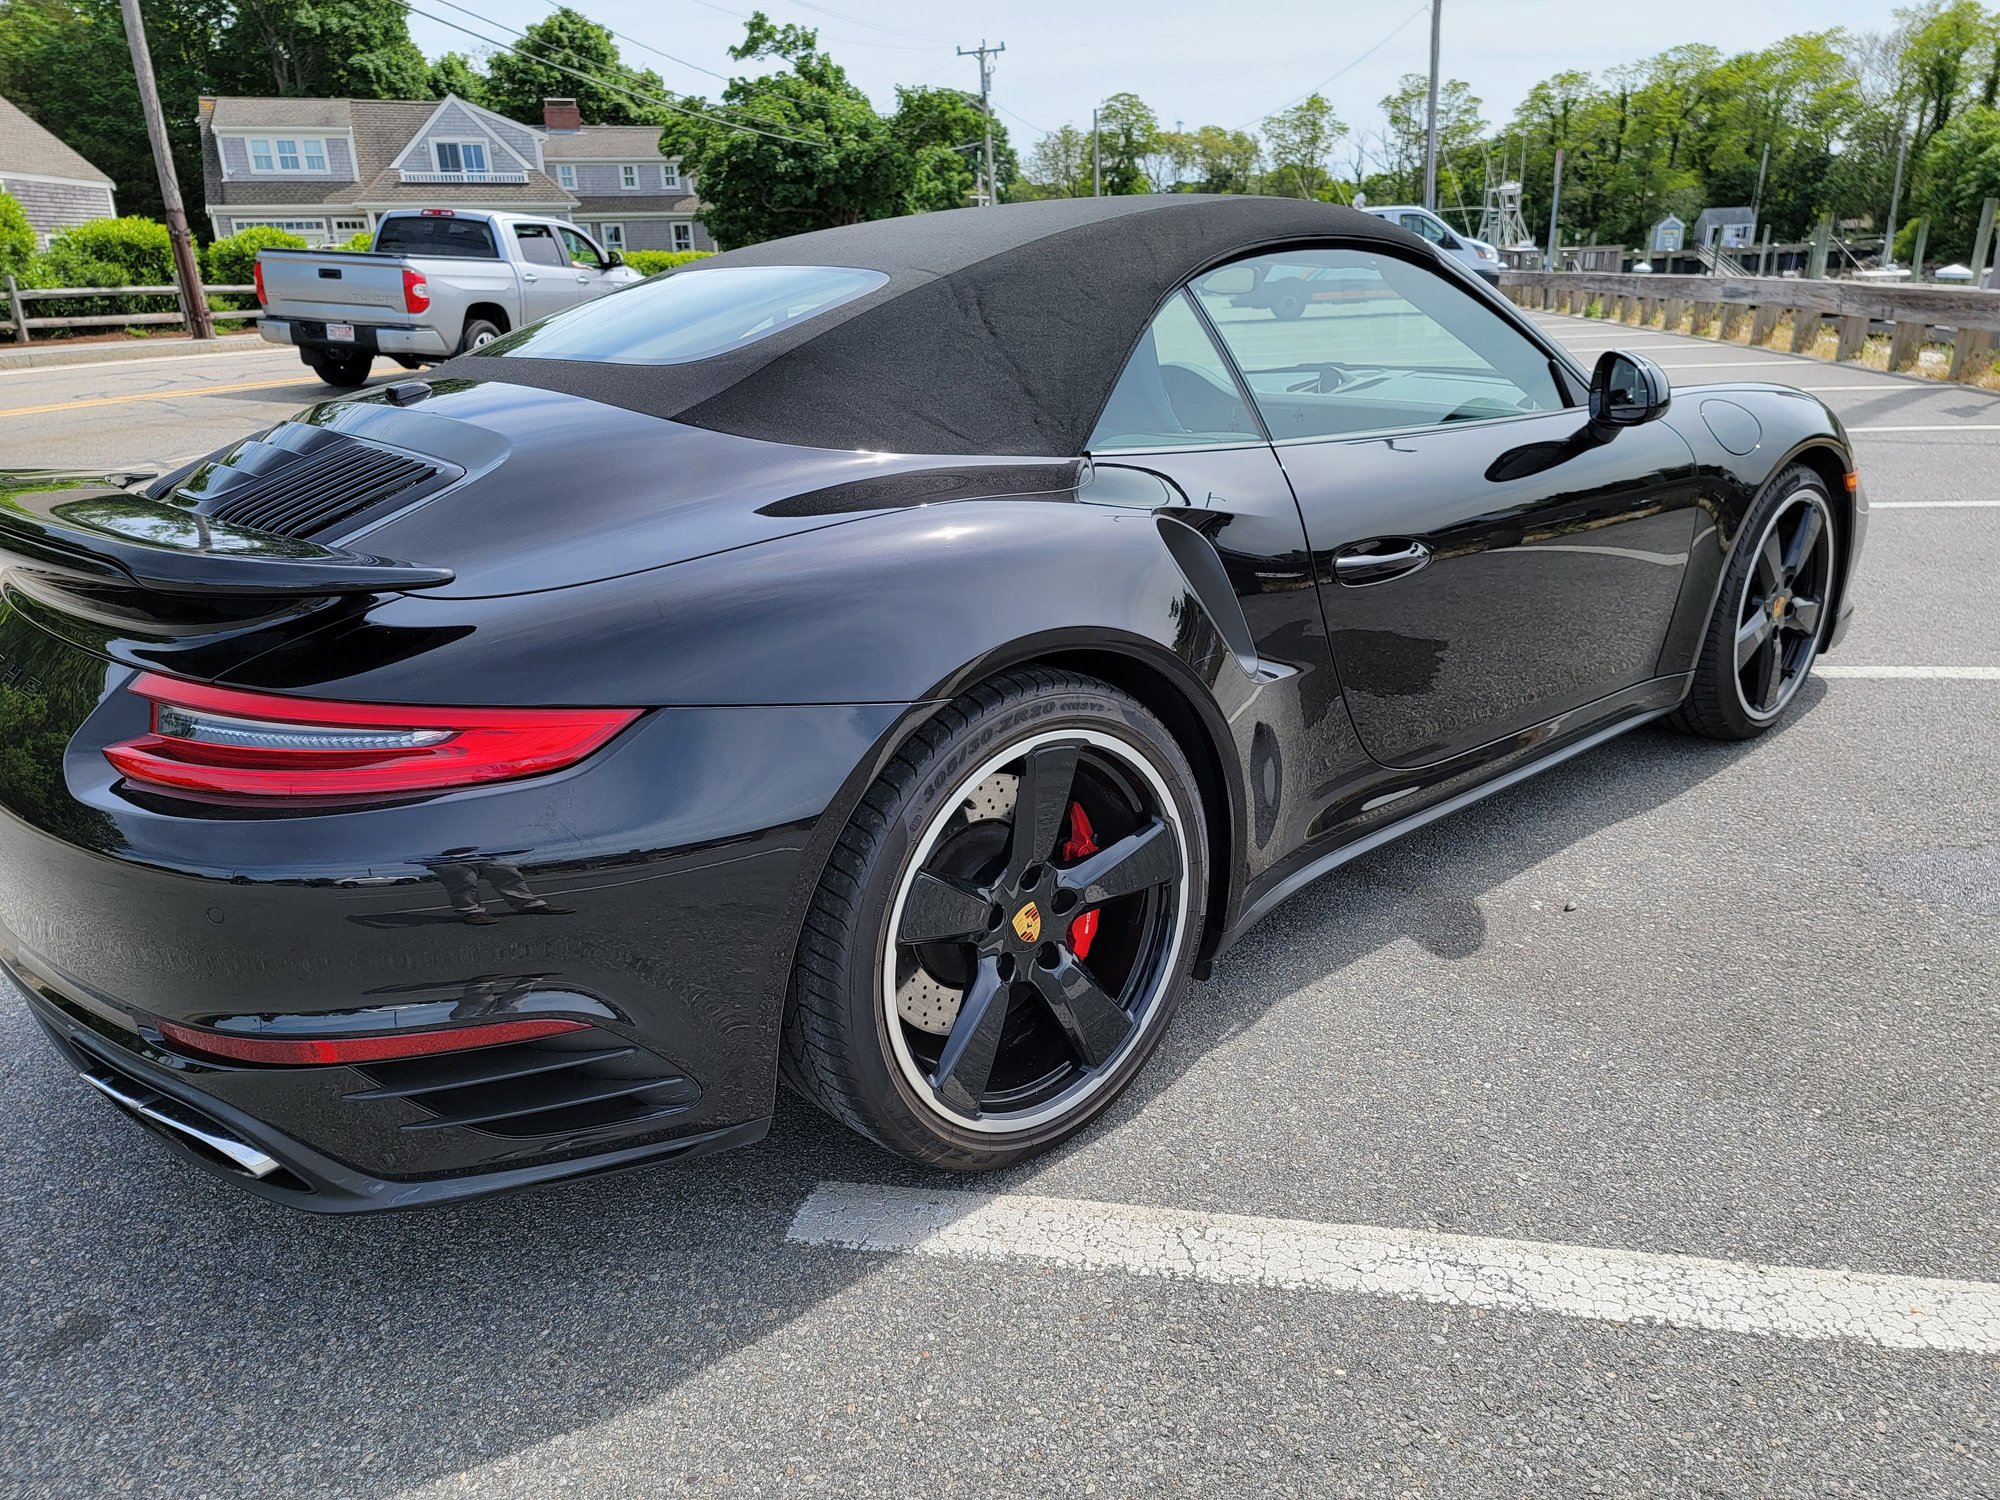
[0,686,1828,1497]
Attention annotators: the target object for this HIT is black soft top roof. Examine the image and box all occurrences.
[443,194,1414,457]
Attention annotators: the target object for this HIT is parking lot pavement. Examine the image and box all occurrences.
[3,318,1998,1498]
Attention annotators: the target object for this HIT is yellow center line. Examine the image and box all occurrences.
[0,377,316,418]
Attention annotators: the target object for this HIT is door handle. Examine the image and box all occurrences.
[577,274,590,284]
[1333,541,1431,585]
[522,273,538,282]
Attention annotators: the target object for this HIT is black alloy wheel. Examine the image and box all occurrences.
[784,669,1206,1170]
[1674,464,1837,740]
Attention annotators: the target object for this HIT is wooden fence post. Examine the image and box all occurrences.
[1720,303,1748,341]
[1663,296,1687,331]
[1834,314,1869,362]
[1790,309,1821,353]
[1972,198,1998,290]
[1807,213,1832,280]
[1692,300,1719,336]
[1749,304,1780,346]
[1888,318,1927,372]
[1949,327,1994,383]
[6,275,29,343]
[1909,218,1929,279]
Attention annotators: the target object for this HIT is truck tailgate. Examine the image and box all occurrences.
[259,250,406,317]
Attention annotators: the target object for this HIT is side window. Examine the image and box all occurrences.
[514,224,565,266]
[1088,291,1262,451]
[1189,248,1564,442]
[1399,212,1447,244]
[557,226,601,266]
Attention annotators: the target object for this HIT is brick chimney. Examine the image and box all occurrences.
[542,97,582,132]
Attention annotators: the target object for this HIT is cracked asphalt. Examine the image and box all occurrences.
[1,313,1997,1497]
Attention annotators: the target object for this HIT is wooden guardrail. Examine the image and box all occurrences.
[1,274,261,343]
[1498,270,2000,383]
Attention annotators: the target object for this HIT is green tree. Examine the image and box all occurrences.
[1190,126,1260,194]
[1019,124,1092,198]
[482,5,668,126]
[0,191,34,279]
[1914,102,2000,251]
[892,85,1015,210]
[220,0,428,98]
[427,52,488,107]
[1093,92,1157,194]
[658,14,910,247]
[1261,94,1346,199]
[1379,75,1486,203]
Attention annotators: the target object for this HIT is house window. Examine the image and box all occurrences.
[247,137,331,174]
[672,222,693,251]
[557,164,576,189]
[599,223,626,250]
[661,163,681,190]
[333,218,368,234]
[620,164,639,189]
[233,218,329,242]
[434,140,489,176]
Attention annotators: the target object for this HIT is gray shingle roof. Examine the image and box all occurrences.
[572,194,701,216]
[209,97,354,130]
[0,94,112,184]
[542,126,671,160]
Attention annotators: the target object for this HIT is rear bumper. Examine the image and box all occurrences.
[17,975,767,1212]
[260,316,452,357]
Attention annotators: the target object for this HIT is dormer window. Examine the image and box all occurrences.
[248,137,329,174]
[434,140,490,176]
[661,162,681,190]
[620,164,639,189]
[557,164,576,189]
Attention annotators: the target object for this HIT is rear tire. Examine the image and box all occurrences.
[304,348,372,388]
[782,668,1208,1170]
[1671,464,1837,740]
[457,318,502,354]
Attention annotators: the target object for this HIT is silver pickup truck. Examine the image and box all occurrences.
[257,209,642,387]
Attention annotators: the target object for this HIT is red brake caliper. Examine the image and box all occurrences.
[1060,801,1100,959]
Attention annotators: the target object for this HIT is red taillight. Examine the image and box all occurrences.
[402,265,430,314]
[253,258,266,306]
[154,1015,588,1066]
[104,674,639,799]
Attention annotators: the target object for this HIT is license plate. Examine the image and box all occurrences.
[327,323,356,342]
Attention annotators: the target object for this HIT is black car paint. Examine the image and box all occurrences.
[0,236,1862,1210]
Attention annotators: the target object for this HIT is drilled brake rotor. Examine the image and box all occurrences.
[897,771,1017,1035]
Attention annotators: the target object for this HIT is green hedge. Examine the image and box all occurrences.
[341,230,373,252]
[205,226,306,310]
[0,192,33,281]
[25,216,178,322]
[620,249,713,276]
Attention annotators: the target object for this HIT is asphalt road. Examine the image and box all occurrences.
[3,321,1998,1498]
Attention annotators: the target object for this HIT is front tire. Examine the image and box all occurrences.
[1672,464,1837,740]
[783,668,1208,1170]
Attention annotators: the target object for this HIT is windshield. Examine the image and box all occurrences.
[478,264,888,365]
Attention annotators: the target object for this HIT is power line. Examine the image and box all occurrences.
[666,0,942,50]
[1237,3,1429,131]
[399,1,819,144]
[783,1,952,44]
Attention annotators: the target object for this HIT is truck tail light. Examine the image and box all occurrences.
[104,673,639,799]
[403,266,430,314]
[253,259,266,306]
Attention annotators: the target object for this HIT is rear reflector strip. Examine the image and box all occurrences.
[106,673,639,798]
[154,1015,590,1067]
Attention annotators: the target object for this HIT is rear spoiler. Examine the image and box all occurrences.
[0,471,452,598]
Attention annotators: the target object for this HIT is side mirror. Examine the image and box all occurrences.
[1199,264,1256,296]
[605,251,624,268]
[1588,350,1670,439]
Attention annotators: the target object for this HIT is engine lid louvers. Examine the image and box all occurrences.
[174,429,460,542]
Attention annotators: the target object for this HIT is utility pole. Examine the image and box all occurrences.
[1422,0,1442,210]
[118,0,211,339]
[1543,147,1563,272]
[1884,122,1909,266]
[1092,106,1101,196]
[1749,142,1770,237]
[957,39,1004,208]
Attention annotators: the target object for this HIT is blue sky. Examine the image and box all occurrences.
[404,0,1907,153]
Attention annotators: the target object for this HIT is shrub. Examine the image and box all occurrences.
[0,191,33,281]
[341,230,374,252]
[206,225,305,287]
[619,248,712,276]
[26,215,177,325]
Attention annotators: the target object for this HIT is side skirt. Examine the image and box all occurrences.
[1215,705,1672,954]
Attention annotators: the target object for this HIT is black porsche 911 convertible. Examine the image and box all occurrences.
[0,196,1864,1210]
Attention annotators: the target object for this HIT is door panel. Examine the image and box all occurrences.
[1278,412,1700,767]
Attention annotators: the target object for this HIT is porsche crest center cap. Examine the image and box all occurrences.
[1011,902,1042,944]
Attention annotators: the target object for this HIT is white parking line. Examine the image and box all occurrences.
[1815,665,2000,679]
[1871,500,2000,508]
[1849,425,2000,433]
[791,1184,2000,1354]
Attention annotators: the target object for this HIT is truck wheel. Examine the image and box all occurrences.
[457,319,502,354]
[304,348,372,389]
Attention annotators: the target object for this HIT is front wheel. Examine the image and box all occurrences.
[1672,464,1837,739]
[783,669,1208,1170]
